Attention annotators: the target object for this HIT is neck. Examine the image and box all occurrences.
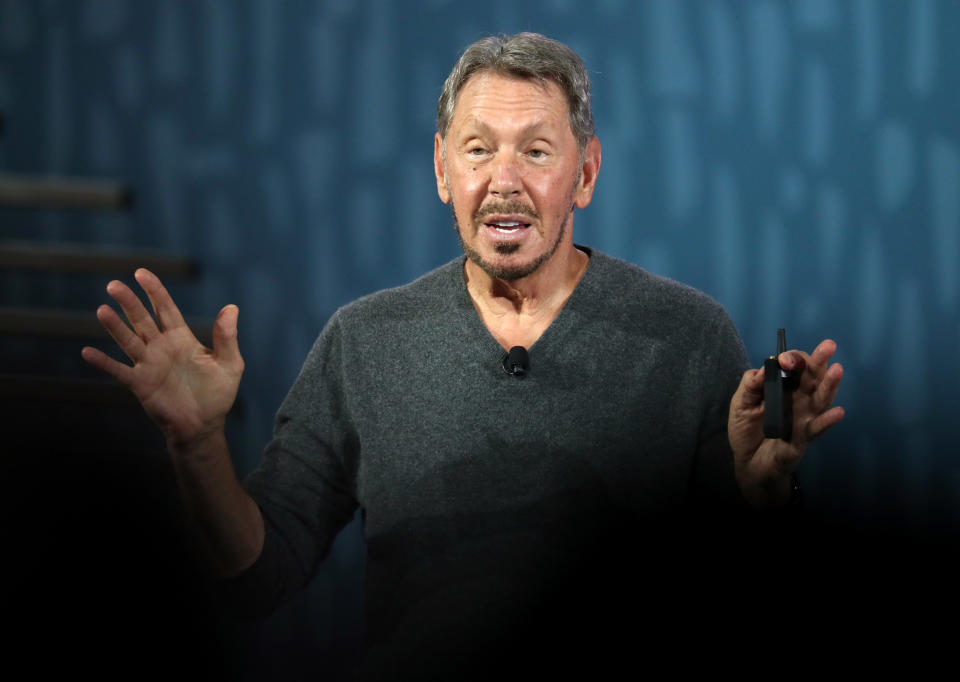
[464,241,590,350]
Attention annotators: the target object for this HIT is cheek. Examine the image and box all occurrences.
[452,201,476,230]
[455,172,487,197]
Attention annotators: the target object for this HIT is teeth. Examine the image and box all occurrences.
[489,220,526,234]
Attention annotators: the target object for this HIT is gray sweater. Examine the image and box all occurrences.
[235,247,750,678]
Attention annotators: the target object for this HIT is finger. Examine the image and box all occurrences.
[135,268,187,333]
[781,339,836,377]
[81,345,135,385]
[807,339,838,376]
[731,367,765,410]
[780,340,838,394]
[813,362,844,412]
[95,304,146,362]
[794,354,819,394]
[212,304,244,371]
[107,278,161,342]
[778,350,807,376]
[806,405,845,441]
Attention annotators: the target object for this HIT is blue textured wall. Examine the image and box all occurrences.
[2,0,957,675]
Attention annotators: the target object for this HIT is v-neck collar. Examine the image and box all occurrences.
[452,246,596,360]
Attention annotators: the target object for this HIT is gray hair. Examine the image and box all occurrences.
[437,33,595,155]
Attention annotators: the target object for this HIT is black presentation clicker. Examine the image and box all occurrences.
[763,328,798,441]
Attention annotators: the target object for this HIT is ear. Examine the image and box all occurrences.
[434,133,451,204]
[573,136,602,209]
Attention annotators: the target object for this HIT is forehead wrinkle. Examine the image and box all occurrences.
[451,75,569,133]
[458,116,557,142]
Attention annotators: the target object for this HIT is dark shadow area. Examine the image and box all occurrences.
[2,374,366,681]
[4,385,955,680]
[4,386,228,678]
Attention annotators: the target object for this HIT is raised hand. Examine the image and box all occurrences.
[81,268,244,446]
[728,339,845,508]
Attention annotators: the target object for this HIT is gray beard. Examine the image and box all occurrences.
[453,203,571,281]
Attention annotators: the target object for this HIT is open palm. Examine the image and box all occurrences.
[82,269,244,444]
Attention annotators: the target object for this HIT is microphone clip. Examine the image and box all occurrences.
[502,346,530,377]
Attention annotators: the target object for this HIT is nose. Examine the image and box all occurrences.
[488,152,522,197]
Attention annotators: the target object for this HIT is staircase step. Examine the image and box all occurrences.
[0,306,213,344]
[0,373,243,418]
[0,240,199,278]
[0,373,138,405]
[0,173,132,210]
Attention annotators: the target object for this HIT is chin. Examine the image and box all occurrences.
[453,206,569,282]
[464,244,552,281]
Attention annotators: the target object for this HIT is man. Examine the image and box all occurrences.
[83,33,843,679]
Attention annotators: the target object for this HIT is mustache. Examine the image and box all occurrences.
[474,200,540,222]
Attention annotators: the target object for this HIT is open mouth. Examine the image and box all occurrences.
[474,204,538,242]
[485,219,531,234]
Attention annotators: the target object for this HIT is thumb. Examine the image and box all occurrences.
[212,304,243,369]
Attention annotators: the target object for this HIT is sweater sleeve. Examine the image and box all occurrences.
[220,312,360,617]
[687,302,750,510]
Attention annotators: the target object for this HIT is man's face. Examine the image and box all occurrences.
[434,72,600,281]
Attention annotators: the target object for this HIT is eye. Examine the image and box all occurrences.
[527,149,547,159]
[467,146,489,157]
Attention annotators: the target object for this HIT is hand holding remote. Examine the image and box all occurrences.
[728,334,845,508]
